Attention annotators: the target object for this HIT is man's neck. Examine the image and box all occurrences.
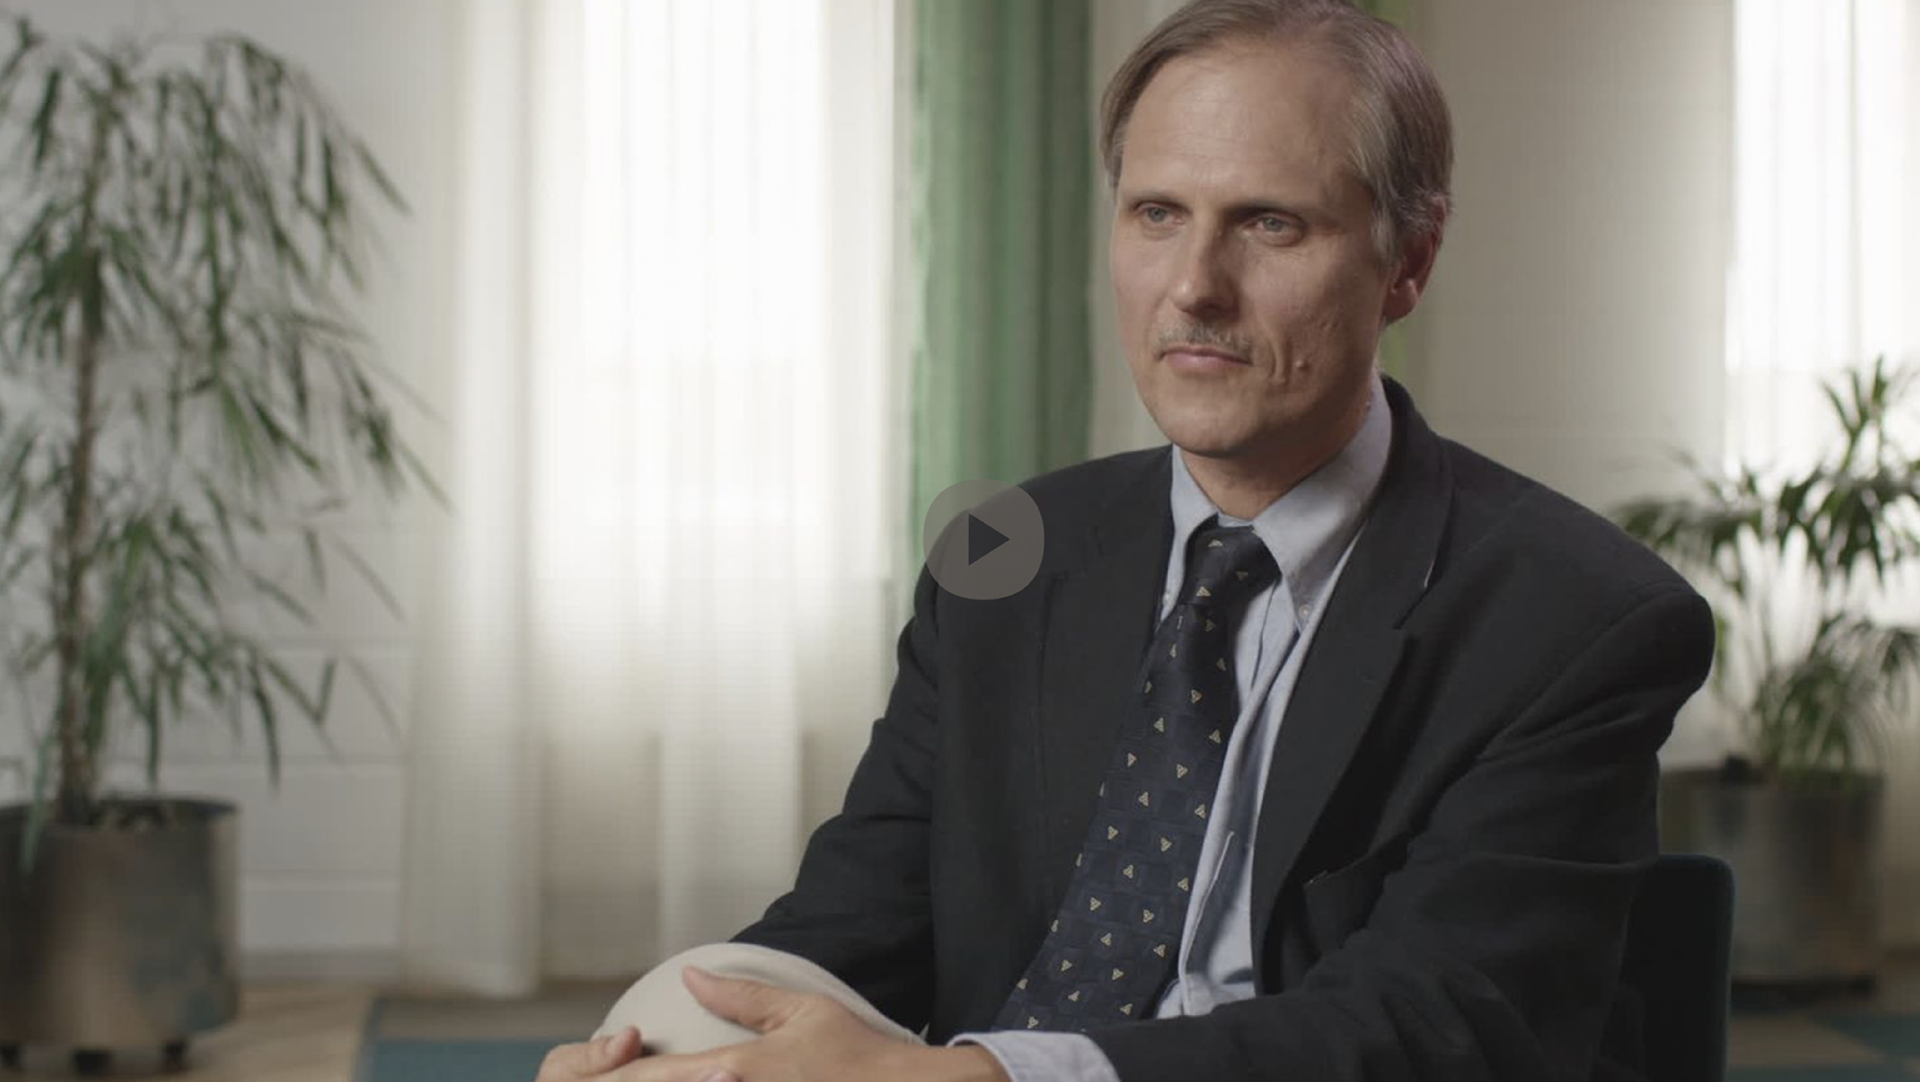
[1178,395,1372,520]
[1178,451,1320,520]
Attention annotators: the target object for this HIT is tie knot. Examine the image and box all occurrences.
[1180,523,1279,608]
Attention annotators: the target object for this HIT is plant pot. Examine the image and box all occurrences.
[0,797,239,1052]
[1659,766,1882,986]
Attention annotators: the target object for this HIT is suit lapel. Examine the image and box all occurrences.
[1249,380,1453,956]
[1034,453,1173,916]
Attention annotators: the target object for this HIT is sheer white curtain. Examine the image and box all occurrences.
[1726,0,1920,469]
[1725,0,1920,944]
[403,0,901,993]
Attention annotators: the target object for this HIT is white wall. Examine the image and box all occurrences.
[1409,0,1731,515]
[0,0,458,978]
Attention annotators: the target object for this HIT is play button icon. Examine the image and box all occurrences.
[968,514,1010,564]
[923,479,1046,600]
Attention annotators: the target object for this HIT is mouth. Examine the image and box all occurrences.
[1159,345,1251,372]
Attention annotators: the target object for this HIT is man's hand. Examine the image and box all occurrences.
[606,967,1007,1082]
[536,1024,644,1081]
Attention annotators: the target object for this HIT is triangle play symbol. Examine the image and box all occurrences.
[966,513,1010,565]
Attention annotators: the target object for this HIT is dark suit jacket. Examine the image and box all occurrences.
[734,380,1714,1082]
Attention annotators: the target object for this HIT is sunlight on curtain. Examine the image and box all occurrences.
[1723,0,1920,946]
[406,0,898,990]
[1726,0,1920,472]
[545,0,895,963]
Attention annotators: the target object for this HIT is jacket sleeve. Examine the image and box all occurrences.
[1087,583,1715,1082]
[730,565,945,1034]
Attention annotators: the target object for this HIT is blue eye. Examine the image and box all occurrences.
[1256,215,1290,233]
[1140,205,1173,225]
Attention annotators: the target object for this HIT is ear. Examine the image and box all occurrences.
[1380,206,1445,325]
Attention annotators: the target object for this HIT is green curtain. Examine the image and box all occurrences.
[908,0,1092,550]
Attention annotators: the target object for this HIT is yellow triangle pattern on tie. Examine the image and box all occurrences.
[992,522,1272,1032]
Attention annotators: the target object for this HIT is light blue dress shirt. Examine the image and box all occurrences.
[956,373,1394,1082]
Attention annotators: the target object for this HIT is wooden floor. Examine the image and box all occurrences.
[3,979,630,1081]
[7,983,379,1081]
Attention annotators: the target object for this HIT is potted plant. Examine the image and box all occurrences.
[0,15,423,1070]
[1616,356,1920,988]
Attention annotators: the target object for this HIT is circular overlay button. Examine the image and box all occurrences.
[922,479,1046,601]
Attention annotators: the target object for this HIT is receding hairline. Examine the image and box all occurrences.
[1101,2,1455,267]
[1103,25,1359,193]
[1107,37,1374,226]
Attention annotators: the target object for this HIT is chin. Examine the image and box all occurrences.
[1147,404,1262,459]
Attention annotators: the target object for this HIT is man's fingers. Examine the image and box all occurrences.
[680,967,798,1035]
[600,1026,642,1066]
[537,1025,642,1080]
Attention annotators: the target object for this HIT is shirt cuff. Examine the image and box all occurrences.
[950,1030,1124,1082]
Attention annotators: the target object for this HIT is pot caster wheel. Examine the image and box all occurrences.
[72,1048,112,1076]
[162,1039,190,1072]
[0,1044,19,1070]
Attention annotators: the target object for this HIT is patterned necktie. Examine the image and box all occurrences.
[994,521,1280,1033]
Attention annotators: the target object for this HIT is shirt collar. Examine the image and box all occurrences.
[1165,371,1394,619]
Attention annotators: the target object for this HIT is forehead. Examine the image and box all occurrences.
[1118,39,1363,209]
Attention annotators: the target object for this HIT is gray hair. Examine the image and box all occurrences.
[1099,0,1453,265]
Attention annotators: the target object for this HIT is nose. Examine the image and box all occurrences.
[1169,230,1237,321]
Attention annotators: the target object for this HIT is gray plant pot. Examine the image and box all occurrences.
[1659,766,1882,986]
[0,797,239,1056]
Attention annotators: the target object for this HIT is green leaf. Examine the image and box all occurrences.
[302,527,326,588]
[0,18,47,114]
[245,569,313,624]
[353,139,408,214]
[27,64,63,170]
[328,535,402,620]
[249,655,282,787]
[346,653,397,738]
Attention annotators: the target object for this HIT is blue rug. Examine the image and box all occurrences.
[1731,1069,1920,1081]
[357,1039,559,1082]
[354,998,582,1082]
[1727,1011,1920,1081]
[1821,1013,1920,1061]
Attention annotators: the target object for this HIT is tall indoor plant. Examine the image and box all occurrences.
[0,15,422,1065]
[1616,357,1920,986]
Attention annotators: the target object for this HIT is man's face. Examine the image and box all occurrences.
[1112,38,1419,468]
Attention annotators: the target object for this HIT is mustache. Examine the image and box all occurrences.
[1154,325,1255,359]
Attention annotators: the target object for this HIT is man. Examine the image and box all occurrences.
[539,0,1713,1079]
